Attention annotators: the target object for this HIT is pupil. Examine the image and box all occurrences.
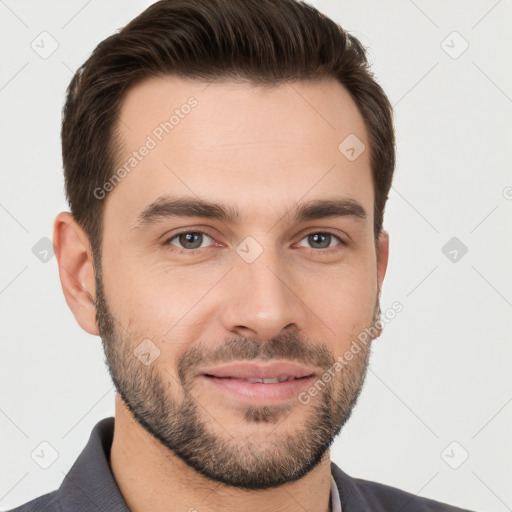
[310,233,329,248]
[180,232,202,249]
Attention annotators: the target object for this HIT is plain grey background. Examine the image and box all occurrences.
[1,0,511,510]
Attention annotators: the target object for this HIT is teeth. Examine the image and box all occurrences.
[209,375,299,383]
[243,376,294,383]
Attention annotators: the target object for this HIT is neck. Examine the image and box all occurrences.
[109,396,333,512]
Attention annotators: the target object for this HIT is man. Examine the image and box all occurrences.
[8,0,476,510]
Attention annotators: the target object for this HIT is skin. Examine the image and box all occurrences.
[53,77,389,512]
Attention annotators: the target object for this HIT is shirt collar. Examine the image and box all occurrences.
[58,417,343,511]
[330,473,343,512]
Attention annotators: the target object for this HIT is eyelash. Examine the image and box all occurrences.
[162,229,347,255]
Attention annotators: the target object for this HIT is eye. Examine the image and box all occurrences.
[296,231,346,251]
[162,229,346,254]
[164,231,215,252]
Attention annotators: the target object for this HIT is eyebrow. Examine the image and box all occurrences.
[132,195,367,230]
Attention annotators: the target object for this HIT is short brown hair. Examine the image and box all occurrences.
[62,0,395,261]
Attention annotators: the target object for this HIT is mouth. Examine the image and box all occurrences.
[198,360,317,380]
[198,361,318,404]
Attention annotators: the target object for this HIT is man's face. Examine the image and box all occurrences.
[95,77,387,489]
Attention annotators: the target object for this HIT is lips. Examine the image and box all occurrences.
[199,361,317,382]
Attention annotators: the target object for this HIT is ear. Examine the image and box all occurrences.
[53,212,99,335]
[376,230,389,290]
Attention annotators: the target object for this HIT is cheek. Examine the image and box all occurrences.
[301,262,378,344]
[101,234,378,347]
[102,252,226,340]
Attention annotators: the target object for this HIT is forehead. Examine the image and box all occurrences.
[106,76,373,228]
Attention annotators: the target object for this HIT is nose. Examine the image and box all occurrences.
[217,248,305,341]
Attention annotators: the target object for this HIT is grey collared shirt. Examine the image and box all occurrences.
[6,417,476,512]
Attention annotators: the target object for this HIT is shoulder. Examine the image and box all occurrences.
[331,462,477,512]
[3,491,61,512]
[352,476,473,511]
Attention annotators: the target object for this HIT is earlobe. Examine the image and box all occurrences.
[53,212,99,336]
